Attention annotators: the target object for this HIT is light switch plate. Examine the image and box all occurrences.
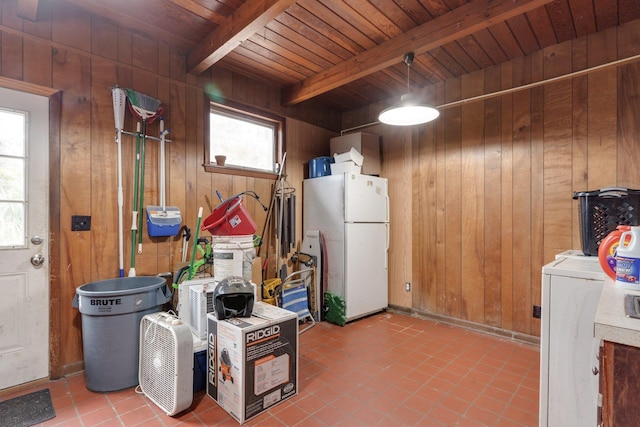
[72,215,91,231]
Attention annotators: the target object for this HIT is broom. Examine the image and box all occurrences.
[125,89,162,258]
[111,87,126,277]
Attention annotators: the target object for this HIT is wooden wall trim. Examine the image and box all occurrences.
[388,306,540,347]
[48,91,62,379]
[0,77,63,379]
[0,76,58,95]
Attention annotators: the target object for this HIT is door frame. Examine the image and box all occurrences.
[0,77,62,380]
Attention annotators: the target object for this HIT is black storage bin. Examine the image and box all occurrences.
[573,188,640,256]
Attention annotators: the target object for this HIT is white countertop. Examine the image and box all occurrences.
[594,278,640,347]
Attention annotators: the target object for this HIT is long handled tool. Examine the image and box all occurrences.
[258,152,287,281]
[126,89,163,260]
[188,207,204,281]
[125,89,162,270]
[128,122,142,277]
[111,87,127,277]
[146,118,181,236]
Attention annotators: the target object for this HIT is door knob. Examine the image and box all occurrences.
[31,253,45,266]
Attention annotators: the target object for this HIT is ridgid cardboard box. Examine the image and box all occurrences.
[207,302,298,424]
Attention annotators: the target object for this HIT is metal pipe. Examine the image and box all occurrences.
[121,129,171,143]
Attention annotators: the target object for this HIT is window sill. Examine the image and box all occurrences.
[204,163,278,180]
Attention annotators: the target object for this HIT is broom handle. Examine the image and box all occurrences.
[188,207,204,280]
[160,118,165,210]
[129,122,142,277]
[116,128,124,277]
[138,119,147,253]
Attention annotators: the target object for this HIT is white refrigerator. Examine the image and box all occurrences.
[303,172,389,322]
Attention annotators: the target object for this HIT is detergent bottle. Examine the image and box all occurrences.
[615,226,640,290]
[598,225,632,280]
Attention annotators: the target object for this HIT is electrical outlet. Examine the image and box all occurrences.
[533,305,542,319]
[71,215,91,231]
[405,282,411,292]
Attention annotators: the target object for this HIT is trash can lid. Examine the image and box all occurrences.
[75,276,166,297]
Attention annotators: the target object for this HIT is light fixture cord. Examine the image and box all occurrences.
[406,59,410,93]
[404,52,414,94]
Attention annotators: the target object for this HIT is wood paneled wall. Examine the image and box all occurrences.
[0,0,336,375]
[343,19,640,338]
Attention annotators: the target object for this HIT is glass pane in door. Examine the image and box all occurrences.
[0,109,27,247]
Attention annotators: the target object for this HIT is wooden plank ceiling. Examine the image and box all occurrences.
[30,0,640,111]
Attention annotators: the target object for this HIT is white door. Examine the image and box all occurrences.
[0,87,50,389]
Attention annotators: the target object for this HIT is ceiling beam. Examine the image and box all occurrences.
[18,0,40,21]
[187,0,297,75]
[281,0,556,106]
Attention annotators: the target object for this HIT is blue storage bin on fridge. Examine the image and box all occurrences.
[309,156,334,178]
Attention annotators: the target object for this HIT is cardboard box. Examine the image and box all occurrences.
[330,161,361,175]
[330,132,380,175]
[207,302,298,424]
[333,147,364,166]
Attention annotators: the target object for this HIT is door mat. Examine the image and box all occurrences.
[0,388,56,427]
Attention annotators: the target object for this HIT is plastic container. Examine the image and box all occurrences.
[72,276,172,392]
[212,234,256,282]
[202,196,257,236]
[573,188,640,256]
[309,156,334,178]
[146,206,181,237]
[616,227,640,290]
[598,225,632,280]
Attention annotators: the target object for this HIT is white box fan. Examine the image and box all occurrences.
[177,279,217,340]
[139,312,193,416]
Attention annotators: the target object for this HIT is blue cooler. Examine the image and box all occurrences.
[309,156,334,178]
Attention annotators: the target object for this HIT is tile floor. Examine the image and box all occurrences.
[8,311,540,426]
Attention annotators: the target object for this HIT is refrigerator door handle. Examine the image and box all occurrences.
[385,194,390,222]
[385,223,390,269]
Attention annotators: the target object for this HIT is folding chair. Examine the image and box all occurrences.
[276,268,315,333]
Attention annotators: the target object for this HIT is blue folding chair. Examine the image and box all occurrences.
[277,268,315,333]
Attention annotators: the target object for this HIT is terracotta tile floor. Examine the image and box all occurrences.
[10,311,540,426]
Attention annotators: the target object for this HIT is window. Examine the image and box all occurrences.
[0,108,27,248]
[206,102,284,177]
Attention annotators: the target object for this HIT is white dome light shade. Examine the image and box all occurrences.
[378,94,440,126]
[378,53,440,126]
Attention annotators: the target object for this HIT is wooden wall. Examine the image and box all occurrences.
[0,0,337,375]
[343,19,640,338]
[3,0,640,378]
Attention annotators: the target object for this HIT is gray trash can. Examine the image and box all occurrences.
[72,276,172,392]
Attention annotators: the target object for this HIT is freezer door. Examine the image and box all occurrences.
[344,223,388,320]
[303,175,345,226]
[344,173,388,223]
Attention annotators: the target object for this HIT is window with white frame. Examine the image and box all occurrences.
[206,103,283,176]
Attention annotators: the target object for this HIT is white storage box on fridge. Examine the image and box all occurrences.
[330,131,380,175]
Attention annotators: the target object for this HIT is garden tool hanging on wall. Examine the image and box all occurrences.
[145,118,182,237]
[275,181,296,270]
[111,86,127,277]
[126,89,162,277]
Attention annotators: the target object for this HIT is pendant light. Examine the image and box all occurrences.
[378,52,439,126]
